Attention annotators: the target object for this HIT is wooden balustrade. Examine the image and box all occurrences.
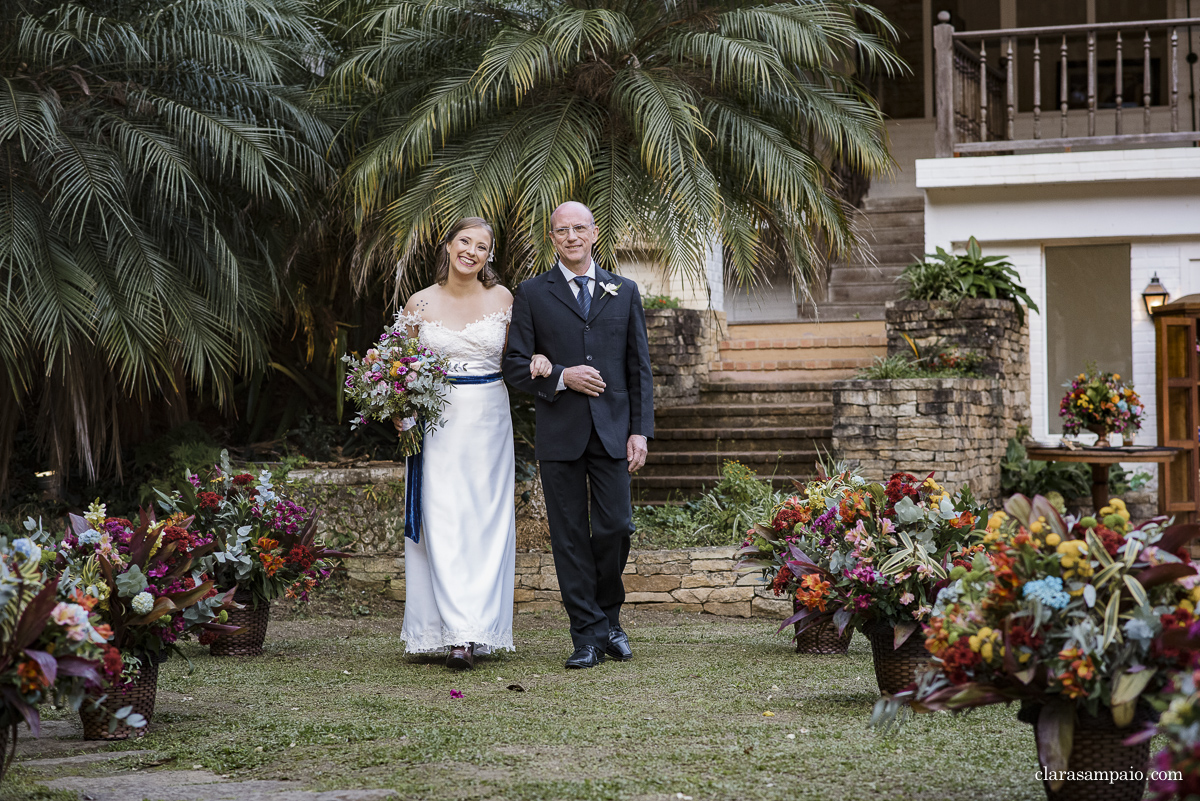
[933,14,1200,157]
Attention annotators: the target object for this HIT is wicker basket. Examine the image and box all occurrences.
[794,617,853,655]
[79,659,158,740]
[863,621,932,695]
[209,589,270,657]
[1026,703,1154,801]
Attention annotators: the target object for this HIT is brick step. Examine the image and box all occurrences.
[709,356,877,374]
[632,474,816,502]
[657,403,832,428]
[653,427,832,452]
[704,367,862,382]
[698,382,834,405]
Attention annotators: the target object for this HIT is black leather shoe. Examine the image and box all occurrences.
[446,643,474,670]
[565,645,606,670]
[606,627,633,662]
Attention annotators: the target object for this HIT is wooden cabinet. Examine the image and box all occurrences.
[1152,294,1200,524]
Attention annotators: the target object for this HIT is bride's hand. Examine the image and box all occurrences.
[530,354,552,379]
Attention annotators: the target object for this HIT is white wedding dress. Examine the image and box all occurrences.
[400,308,516,654]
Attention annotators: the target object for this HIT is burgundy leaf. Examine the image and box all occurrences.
[13,582,59,652]
[1134,562,1197,588]
[1155,523,1200,557]
[0,687,41,737]
[22,649,57,687]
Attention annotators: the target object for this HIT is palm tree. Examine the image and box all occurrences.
[328,0,900,295]
[0,0,336,492]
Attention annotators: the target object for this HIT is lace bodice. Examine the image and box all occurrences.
[418,308,511,374]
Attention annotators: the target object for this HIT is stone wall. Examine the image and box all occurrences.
[289,464,550,554]
[885,298,1031,441]
[645,308,725,408]
[343,545,790,619]
[832,378,1008,504]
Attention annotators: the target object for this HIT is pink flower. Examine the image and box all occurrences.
[899,592,915,606]
[450,690,464,699]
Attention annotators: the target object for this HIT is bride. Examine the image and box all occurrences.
[398,216,545,670]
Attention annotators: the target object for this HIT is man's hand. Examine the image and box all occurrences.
[626,434,648,473]
[530,354,553,379]
[563,365,606,397]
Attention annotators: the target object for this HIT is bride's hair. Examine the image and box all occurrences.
[434,217,500,288]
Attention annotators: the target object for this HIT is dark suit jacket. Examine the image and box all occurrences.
[503,265,654,461]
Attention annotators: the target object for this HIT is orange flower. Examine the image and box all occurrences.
[948,511,976,529]
[93,623,114,640]
[1056,647,1096,699]
[69,589,98,611]
[259,552,284,576]
[17,659,47,693]
[794,574,832,612]
[839,491,870,524]
[257,537,279,552]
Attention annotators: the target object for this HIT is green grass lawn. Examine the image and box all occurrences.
[8,599,1065,800]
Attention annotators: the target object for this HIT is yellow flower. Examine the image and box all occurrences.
[1181,599,1196,614]
[1045,533,1061,547]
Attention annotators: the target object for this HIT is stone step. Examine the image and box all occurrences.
[643,450,821,477]
[828,282,906,304]
[859,225,926,247]
[862,196,924,213]
[709,356,877,376]
[846,242,925,266]
[656,403,833,428]
[825,265,906,285]
[796,302,888,322]
[632,474,816,502]
[652,426,832,452]
[701,367,862,382]
[698,381,833,405]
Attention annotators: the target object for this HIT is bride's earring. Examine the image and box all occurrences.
[488,250,495,263]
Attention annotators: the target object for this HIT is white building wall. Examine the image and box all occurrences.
[917,147,1200,448]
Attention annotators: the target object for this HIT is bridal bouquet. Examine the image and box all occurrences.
[341,311,460,457]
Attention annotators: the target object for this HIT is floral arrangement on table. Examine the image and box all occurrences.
[341,311,461,457]
[871,493,1200,782]
[738,470,986,644]
[1059,363,1144,442]
[1143,651,1200,799]
[52,503,238,662]
[0,526,129,767]
[156,454,342,620]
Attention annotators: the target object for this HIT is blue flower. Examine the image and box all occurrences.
[78,529,102,545]
[11,538,40,562]
[1023,576,1071,609]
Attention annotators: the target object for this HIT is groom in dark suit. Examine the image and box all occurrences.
[503,201,655,669]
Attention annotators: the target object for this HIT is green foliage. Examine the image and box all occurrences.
[899,237,1039,322]
[642,295,682,310]
[854,354,983,380]
[0,0,336,492]
[132,423,222,503]
[633,460,785,549]
[328,0,901,294]
[1001,435,1091,500]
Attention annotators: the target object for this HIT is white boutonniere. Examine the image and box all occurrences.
[600,281,621,297]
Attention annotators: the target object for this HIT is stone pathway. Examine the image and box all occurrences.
[14,720,396,801]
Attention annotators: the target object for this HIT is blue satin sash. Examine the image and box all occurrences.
[404,372,505,544]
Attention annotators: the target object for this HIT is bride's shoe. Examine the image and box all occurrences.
[446,643,474,670]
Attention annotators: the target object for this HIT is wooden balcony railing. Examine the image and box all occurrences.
[934,12,1200,157]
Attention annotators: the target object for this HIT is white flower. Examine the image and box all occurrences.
[600,281,620,297]
[131,591,155,615]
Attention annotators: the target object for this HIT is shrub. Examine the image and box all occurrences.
[898,237,1038,322]
[642,294,682,310]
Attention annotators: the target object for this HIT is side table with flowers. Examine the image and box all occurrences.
[739,470,986,692]
[873,493,1200,801]
[1059,364,1145,446]
[54,505,237,739]
[0,528,111,777]
[158,453,344,656]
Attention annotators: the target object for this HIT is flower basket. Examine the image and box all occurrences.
[209,589,270,657]
[79,660,158,741]
[793,601,852,654]
[864,621,932,695]
[1022,702,1154,801]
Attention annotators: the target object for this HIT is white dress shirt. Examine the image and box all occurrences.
[556,260,597,391]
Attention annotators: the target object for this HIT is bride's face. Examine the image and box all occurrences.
[446,227,492,280]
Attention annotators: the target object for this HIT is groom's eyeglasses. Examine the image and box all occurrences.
[551,224,594,239]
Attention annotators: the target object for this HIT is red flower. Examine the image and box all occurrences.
[232,473,256,487]
[1009,621,1044,650]
[198,630,220,646]
[939,638,982,684]
[286,544,316,571]
[883,473,921,517]
[162,525,201,554]
[1091,525,1125,557]
[771,564,794,596]
[772,508,810,532]
[197,491,222,511]
[102,645,123,680]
